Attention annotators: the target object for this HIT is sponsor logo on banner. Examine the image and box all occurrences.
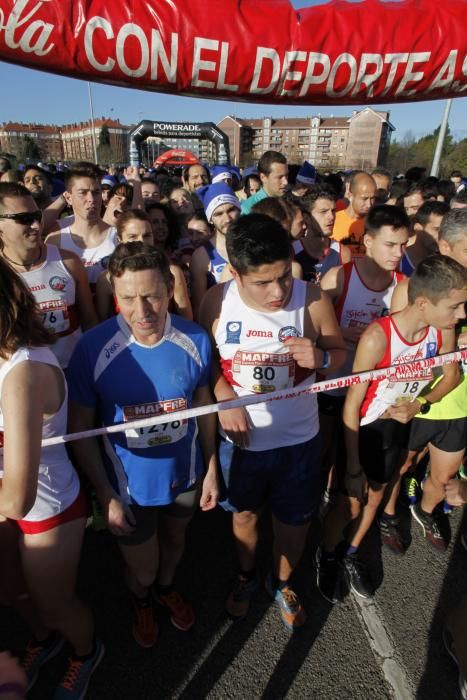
[226,321,242,344]
[278,326,299,342]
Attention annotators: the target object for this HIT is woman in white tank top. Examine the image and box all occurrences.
[0,258,101,693]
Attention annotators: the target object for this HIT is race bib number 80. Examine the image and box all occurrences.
[232,350,294,393]
[123,398,188,449]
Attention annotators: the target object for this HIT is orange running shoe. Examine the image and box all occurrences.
[265,573,306,631]
[132,601,158,648]
[157,590,195,631]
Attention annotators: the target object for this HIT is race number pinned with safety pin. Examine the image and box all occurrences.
[39,299,69,334]
[123,398,188,449]
[231,350,295,393]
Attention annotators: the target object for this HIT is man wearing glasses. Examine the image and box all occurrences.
[0,182,97,368]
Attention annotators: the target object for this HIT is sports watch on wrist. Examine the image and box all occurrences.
[320,350,330,370]
[417,396,431,414]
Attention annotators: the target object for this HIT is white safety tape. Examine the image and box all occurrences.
[39,348,467,448]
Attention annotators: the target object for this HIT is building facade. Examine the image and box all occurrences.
[217,108,394,170]
[0,118,129,164]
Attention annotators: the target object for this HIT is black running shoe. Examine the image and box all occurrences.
[410,503,448,551]
[315,547,342,604]
[340,553,374,599]
[379,514,406,555]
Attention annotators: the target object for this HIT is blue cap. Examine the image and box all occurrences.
[197,182,240,221]
[296,161,316,185]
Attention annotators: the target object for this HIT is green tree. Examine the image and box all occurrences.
[97,123,114,164]
[20,135,41,161]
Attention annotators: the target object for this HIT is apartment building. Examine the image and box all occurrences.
[0,122,63,161]
[0,118,129,164]
[217,108,394,170]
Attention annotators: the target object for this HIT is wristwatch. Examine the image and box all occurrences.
[417,396,431,414]
[320,350,330,369]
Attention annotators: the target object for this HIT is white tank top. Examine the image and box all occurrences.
[215,279,318,451]
[327,261,404,395]
[360,316,442,425]
[19,244,81,368]
[0,347,80,521]
[59,226,117,286]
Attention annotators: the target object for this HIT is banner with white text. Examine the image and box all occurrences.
[0,0,466,105]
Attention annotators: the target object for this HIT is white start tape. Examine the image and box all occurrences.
[38,348,467,448]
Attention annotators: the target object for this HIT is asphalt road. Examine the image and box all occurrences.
[2,503,466,699]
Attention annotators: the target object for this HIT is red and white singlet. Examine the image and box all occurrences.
[360,315,441,425]
[0,347,80,524]
[59,226,117,287]
[215,279,318,451]
[20,244,80,368]
[327,261,404,394]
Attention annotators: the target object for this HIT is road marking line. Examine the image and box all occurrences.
[351,595,414,700]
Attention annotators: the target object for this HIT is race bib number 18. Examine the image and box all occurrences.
[123,398,188,449]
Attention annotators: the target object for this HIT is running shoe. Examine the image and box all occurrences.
[132,599,158,648]
[53,639,104,700]
[156,590,194,631]
[410,503,448,551]
[225,574,259,619]
[340,553,374,599]
[265,573,306,631]
[379,514,406,555]
[443,626,467,700]
[21,633,64,690]
[315,547,342,604]
[403,475,419,506]
[458,462,467,480]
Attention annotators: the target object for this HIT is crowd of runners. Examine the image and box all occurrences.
[0,152,466,699]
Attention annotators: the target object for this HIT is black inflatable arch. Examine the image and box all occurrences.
[129,120,230,166]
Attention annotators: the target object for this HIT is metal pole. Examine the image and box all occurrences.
[431,99,452,177]
[87,81,98,165]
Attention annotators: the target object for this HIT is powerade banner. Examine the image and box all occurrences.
[129,121,230,164]
[0,0,466,105]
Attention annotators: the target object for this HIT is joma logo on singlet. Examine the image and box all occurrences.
[246,330,273,338]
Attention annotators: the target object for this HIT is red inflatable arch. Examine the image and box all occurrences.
[0,0,465,104]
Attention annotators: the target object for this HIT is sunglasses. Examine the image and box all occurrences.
[0,210,43,225]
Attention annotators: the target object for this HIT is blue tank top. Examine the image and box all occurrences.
[205,241,227,287]
[295,239,341,283]
[400,251,415,277]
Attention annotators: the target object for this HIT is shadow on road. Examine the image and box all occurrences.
[417,508,467,700]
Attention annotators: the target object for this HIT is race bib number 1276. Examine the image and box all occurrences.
[123,398,188,449]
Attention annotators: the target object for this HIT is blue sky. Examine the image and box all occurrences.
[0,0,466,142]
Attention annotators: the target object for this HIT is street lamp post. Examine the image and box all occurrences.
[87,81,98,165]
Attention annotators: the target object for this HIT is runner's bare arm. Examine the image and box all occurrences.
[124,167,143,210]
[68,402,136,535]
[319,264,344,304]
[190,246,210,322]
[192,384,220,511]
[0,363,47,518]
[343,323,387,499]
[199,283,251,448]
[390,278,409,313]
[95,271,114,322]
[61,249,98,330]
[170,264,193,321]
